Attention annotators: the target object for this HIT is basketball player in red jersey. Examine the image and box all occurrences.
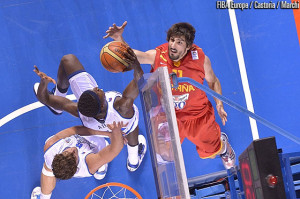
[104,21,235,170]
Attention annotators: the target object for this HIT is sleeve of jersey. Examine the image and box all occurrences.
[151,47,162,73]
[198,48,205,58]
[43,139,62,169]
[44,148,54,169]
[195,46,205,71]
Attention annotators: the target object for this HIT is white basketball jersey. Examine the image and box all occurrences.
[79,91,139,136]
[44,134,106,178]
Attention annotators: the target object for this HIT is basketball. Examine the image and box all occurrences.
[100,41,129,73]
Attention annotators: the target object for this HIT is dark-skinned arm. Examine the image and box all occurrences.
[122,48,144,100]
[34,66,79,117]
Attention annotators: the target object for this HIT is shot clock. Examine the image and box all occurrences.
[238,137,286,199]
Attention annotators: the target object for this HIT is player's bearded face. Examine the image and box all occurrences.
[168,36,190,61]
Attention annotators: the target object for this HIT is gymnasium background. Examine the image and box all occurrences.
[0,0,299,198]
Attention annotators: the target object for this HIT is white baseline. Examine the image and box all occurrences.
[0,94,76,127]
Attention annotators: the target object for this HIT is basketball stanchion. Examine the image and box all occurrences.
[84,182,142,199]
[138,68,190,198]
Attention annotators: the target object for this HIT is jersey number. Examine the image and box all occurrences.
[172,69,183,77]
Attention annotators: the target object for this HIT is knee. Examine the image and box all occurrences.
[60,54,84,74]
[61,54,77,65]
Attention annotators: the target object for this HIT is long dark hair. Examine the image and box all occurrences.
[167,22,196,47]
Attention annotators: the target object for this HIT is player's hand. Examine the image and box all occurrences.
[103,21,127,41]
[123,47,140,71]
[107,121,128,131]
[107,122,129,145]
[216,104,227,126]
[33,65,56,84]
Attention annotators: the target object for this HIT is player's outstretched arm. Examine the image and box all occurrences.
[45,126,111,149]
[134,49,156,66]
[104,21,156,65]
[125,48,144,81]
[33,65,79,117]
[40,163,56,197]
[121,48,144,101]
[87,122,126,174]
[103,21,127,42]
[204,56,227,125]
[74,126,111,137]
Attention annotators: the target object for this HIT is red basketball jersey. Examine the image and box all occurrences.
[152,43,211,120]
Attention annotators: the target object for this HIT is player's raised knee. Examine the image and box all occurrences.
[60,54,84,74]
[61,54,78,64]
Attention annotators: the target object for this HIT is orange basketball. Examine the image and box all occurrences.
[100,41,129,73]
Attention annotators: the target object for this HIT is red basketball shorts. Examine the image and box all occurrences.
[177,107,222,159]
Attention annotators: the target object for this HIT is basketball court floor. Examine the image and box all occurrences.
[0,0,299,198]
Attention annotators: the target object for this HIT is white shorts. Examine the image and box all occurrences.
[68,71,98,100]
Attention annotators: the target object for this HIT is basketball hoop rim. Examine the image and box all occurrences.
[84,182,143,199]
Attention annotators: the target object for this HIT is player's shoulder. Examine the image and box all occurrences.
[106,91,125,110]
[187,44,205,61]
[45,137,57,146]
[105,91,122,100]
[155,43,168,51]
[44,135,61,152]
[190,44,204,53]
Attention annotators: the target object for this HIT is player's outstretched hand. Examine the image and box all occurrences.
[33,65,56,84]
[107,121,128,131]
[107,121,129,145]
[216,104,227,126]
[123,47,140,71]
[103,21,127,41]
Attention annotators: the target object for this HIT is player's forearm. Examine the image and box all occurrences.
[133,49,156,65]
[40,172,56,195]
[209,78,223,106]
[54,126,79,140]
[133,62,144,83]
[122,80,139,100]
[76,127,111,137]
[128,60,144,99]
[55,126,98,140]
[133,49,146,64]
[37,80,61,108]
[122,59,142,99]
[37,82,78,115]
[109,129,124,154]
[37,79,51,104]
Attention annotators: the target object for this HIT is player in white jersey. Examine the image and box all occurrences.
[31,122,126,199]
[33,47,146,174]
[78,90,139,135]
